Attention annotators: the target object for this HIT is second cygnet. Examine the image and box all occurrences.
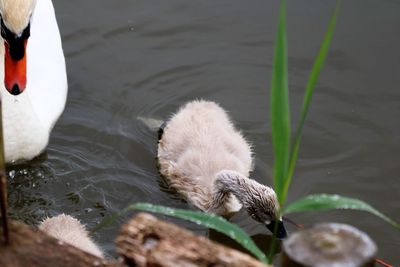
[39,214,103,258]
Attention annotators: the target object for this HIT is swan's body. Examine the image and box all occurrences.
[157,100,286,237]
[0,0,67,163]
[39,214,103,258]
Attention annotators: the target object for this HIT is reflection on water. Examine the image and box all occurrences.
[6,0,400,263]
[8,155,53,225]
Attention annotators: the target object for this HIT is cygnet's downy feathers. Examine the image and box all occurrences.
[39,214,103,258]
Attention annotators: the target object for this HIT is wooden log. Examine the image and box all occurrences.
[116,212,270,267]
[281,223,377,267]
[0,220,121,267]
[1,213,271,267]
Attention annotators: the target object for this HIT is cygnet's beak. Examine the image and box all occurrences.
[266,220,287,239]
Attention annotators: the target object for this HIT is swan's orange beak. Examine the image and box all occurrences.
[4,40,27,95]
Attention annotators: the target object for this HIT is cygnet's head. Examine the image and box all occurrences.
[243,185,287,239]
[216,170,287,239]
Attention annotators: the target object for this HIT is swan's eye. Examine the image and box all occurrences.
[20,23,30,39]
[1,19,9,40]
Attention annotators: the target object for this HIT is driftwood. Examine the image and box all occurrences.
[0,213,269,267]
[0,220,120,267]
[116,213,269,267]
[281,223,377,267]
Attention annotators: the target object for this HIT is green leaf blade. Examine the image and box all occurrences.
[270,0,290,206]
[283,194,400,230]
[127,203,269,263]
[91,212,121,233]
[287,1,341,186]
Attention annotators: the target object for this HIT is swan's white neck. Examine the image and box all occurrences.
[0,0,67,163]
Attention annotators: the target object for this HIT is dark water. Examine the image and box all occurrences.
[8,0,400,263]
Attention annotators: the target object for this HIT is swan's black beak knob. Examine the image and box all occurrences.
[266,220,287,239]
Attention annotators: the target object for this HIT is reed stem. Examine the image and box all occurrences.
[0,99,9,244]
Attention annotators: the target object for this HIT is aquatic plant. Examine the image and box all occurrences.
[112,0,399,264]
[268,0,399,233]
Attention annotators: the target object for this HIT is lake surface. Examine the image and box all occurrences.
[8,0,400,263]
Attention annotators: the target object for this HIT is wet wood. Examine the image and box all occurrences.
[1,213,270,267]
[0,220,121,267]
[282,223,377,267]
[116,212,269,267]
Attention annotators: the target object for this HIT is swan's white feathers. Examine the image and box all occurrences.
[39,214,103,258]
[158,100,252,214]
[0,0,67,162]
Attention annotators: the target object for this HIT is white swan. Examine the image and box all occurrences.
[39,214,104,258]
[0,0,67,163]
[157,100,287,238]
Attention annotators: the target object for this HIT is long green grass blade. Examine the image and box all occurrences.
[283,194,400,230]
[128,203,269,263]
[91,211,121,233]
[270,0,290,206]
[285,1,341,196]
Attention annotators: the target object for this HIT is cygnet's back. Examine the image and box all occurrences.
[39,214,103,258]
[158,100,253,213]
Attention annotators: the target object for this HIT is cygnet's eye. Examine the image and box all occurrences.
[262,213,273,223]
